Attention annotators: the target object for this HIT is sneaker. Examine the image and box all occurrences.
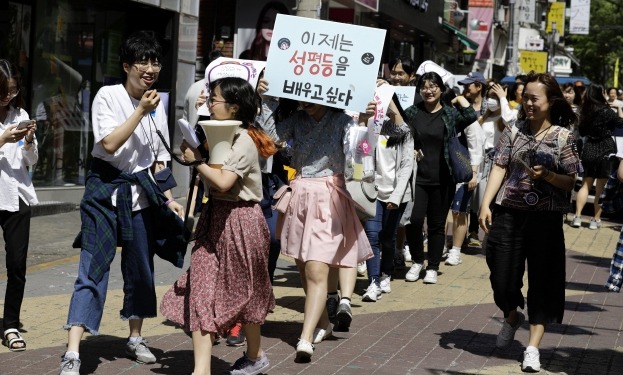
[422,232,428,244]
[589,218,602,230]
[356,262,367,276]
[467,232,482,247]
[230,351,270,375]
[571,215,582,228]
[226,323,246,347]
[362,282,382,302]
[326,295,339,324]
[405,263,423,282]
[442,245,449,258]
[445,249,463,266]
[312,324,333,344]
[125,336,156,364]
[295,339,314,362]
[403,245,412,262]
[379,274,392,293]
[59,352,81,375]
[496,311,525,348]
[522,347,541,373]
[335,302,352,330]
[423,270,438,284]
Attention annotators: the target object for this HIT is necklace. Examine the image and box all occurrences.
[127,93,158,160]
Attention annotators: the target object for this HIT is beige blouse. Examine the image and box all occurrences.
[212,128,262,203]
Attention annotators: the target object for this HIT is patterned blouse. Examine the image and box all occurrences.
[275,109,354,178]
[493,120,582,212]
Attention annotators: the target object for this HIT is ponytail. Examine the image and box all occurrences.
[247,125,278,158]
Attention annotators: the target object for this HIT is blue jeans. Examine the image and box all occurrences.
[65,208,157,335]
[364,200,407,284]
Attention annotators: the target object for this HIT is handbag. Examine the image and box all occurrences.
[448,128,473,183]
[272,184,292,214]
[346,180,377,221]
[154,167,177,192]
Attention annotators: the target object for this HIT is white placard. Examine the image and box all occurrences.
[177,118,201,149]
[264,14,386,112]
[394,86,417,111]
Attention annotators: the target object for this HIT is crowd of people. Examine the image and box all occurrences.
[3,20,623,375]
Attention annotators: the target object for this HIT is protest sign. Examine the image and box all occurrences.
[264,14,386,112]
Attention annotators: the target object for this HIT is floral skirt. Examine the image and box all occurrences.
[160,199,275,336]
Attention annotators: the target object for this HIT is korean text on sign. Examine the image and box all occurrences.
[264,14,386,112]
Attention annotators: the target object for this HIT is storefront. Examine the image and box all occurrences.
[0,0,199,203]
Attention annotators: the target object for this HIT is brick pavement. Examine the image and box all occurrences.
[1,211,623,374]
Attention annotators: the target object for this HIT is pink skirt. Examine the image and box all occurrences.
[279,175,373,267]
[160,199,275,336]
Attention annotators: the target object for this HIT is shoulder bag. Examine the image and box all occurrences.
[346,180,378,221]
[448,128,473,183]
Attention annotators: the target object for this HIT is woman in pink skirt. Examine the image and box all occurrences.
[259,80,373,362]
[160,77,277,375]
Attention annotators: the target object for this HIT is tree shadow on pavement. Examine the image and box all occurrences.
[437,328,520,360]
[261,320,303,349]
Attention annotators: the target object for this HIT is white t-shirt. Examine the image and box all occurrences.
[91,84,171,210]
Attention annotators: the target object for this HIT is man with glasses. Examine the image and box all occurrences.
[59,31,185,375]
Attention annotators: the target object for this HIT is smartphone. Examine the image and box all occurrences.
[16,120,35,130]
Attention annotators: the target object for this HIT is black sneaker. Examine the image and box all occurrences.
[226,323,246,347]
[335,302,352,331]
[326,296,339,324]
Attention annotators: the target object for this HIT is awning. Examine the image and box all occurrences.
[441,21,479,51]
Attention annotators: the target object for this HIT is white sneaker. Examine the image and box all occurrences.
[405,263,423,282]
[571,215,582,228]
[379,274,391,293]
[295,339,314,362]
[362,282,382,302]
[403,245,412,262]
[522,346,541,372]
[357,262,367,276]
[589,218,602,230]
[441,245,449,258]
[423,270,438,284]
[312,324,333,344]
[445,249,463,266]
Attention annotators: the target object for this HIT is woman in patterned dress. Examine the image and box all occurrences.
[160,77,277,375]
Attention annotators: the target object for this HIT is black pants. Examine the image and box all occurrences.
[406,183,454,271]
[1,199,31,331]
[486,206,566,325]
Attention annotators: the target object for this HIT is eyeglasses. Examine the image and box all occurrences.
[133,61,162,73]
[3,89,19,99]
[208,98,228,107]
[420,85,439,94]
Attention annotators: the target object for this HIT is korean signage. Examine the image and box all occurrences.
[519,50,548,74]
[569,0,591,35]
[546,1,566,36]
[467,6,494,59]
[518,0,536,24]
[264,14,386,112]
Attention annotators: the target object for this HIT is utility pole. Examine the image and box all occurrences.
[506,0,516,77]
[548,21,557,75]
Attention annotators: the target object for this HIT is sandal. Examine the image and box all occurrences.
[3,328,26,352]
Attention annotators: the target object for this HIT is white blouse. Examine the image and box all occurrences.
[0,106,39,212]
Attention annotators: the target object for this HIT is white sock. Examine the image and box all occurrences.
[128,336,142,344]
[451,246,461,252]
[65,351,79,359]
[339,298,351,306]
[526,345,539,353]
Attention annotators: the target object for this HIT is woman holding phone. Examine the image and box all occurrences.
[478,72,581,372]
[0,59,38,352]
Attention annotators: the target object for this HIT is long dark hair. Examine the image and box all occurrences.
[517,71,577,129]
[0,59,24,109]
[248,1,290,61]
[209,77,277,157]
[579,84,609,132]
